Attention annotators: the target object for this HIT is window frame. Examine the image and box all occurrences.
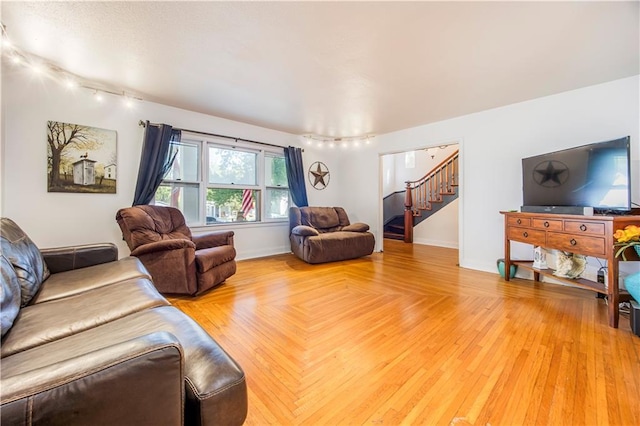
[155,132,289,227]
[263,153,290,221]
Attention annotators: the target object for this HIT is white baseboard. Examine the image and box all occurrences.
[236,245,291,261]
[412,238,459,249]
[458,259,496,274]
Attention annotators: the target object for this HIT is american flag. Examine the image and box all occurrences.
[170,157,181,207]
[171,185,180,207]
[241,189,254,218]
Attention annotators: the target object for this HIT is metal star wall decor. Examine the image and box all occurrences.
[308,161,330,190]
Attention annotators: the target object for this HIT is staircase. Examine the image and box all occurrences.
[383,150,459,242]
[383,191,407,240]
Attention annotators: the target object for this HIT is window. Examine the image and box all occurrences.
[265,155,289,219]
[153,134,289,226]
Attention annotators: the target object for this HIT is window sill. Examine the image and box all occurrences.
[190,220,289,232]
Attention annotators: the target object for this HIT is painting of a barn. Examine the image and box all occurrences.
[47,121,117,193]
[73,158,96,185]
[104,164,117,180]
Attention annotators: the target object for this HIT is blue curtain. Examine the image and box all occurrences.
[284,146,309,207]
[132,122,181,206]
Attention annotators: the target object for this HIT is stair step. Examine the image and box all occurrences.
[384,232,404,240]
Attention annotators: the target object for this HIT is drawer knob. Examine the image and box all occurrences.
[544,221,550,228]
[523,231,528,238]
[517,219,522,225]
[570,238,577,246]
[580,224,587,231]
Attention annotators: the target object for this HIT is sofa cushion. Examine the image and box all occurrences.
[195,246,237,273]
[1,255,21,337]
[1,331,184,426]
[192,230,234,250]
[300,207,341,231]
[333,207,351,227]
[0,278,169,357]
[0,306,248,426]
[303,231,375,264]
[30,256,151,304]
[342,222,370,232]
[0,218,50,307]
[291,225,319,237]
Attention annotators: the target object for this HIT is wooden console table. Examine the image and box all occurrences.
[501,211,640,328]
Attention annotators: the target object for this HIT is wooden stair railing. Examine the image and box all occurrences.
[403,150,459,243]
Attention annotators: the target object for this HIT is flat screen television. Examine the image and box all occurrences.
[522,136,631,213]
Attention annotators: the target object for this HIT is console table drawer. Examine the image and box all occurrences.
[547,233,606,256]
[564,220,605,235]
[507,226,546,245]
[508,217,530,227]
[531,218,563,231]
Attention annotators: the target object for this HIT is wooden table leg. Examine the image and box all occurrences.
[608,258,619,328]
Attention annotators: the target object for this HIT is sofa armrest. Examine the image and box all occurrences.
[1,332,184,425]
[130,239,196,257]
[192,230,235,250]
[41,243,118,274]
[342,223,370,232]
[291,225,319,237]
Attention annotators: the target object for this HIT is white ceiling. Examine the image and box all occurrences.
[2,1,638,138]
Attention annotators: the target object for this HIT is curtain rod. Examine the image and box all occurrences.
[138,120,287,150]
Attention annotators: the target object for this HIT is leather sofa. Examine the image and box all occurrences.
[0,218,247,425]
[289,206,375,264]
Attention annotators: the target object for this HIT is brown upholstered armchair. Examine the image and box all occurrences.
[289,206,375,264]
[116,205,236,295]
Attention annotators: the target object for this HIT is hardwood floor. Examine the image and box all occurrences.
[169,240,640,425]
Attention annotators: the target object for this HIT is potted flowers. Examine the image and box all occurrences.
[614,225,640,261]
[615,225,640,309]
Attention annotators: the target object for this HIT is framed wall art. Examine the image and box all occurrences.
[47,121,117,193]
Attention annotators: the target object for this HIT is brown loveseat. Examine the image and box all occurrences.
[116,205,237,295]
[289,206,375,264]
[0,218,247,425]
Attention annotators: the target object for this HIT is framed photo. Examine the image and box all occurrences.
[47,121,117,193]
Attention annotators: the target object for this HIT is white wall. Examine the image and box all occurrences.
[1,70,312,260]
[299,141,344,208]
[393,145,459,192]
[382,153,396,196]
[335,76,640,275]
[413,200,459,248]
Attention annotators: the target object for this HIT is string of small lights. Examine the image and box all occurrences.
[1,23,143,108]
[301,134,375,149]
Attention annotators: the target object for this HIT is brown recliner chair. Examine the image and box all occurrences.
[116,205,236,295]
[289,206,375,264]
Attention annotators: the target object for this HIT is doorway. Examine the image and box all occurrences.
[379,142,461,253]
